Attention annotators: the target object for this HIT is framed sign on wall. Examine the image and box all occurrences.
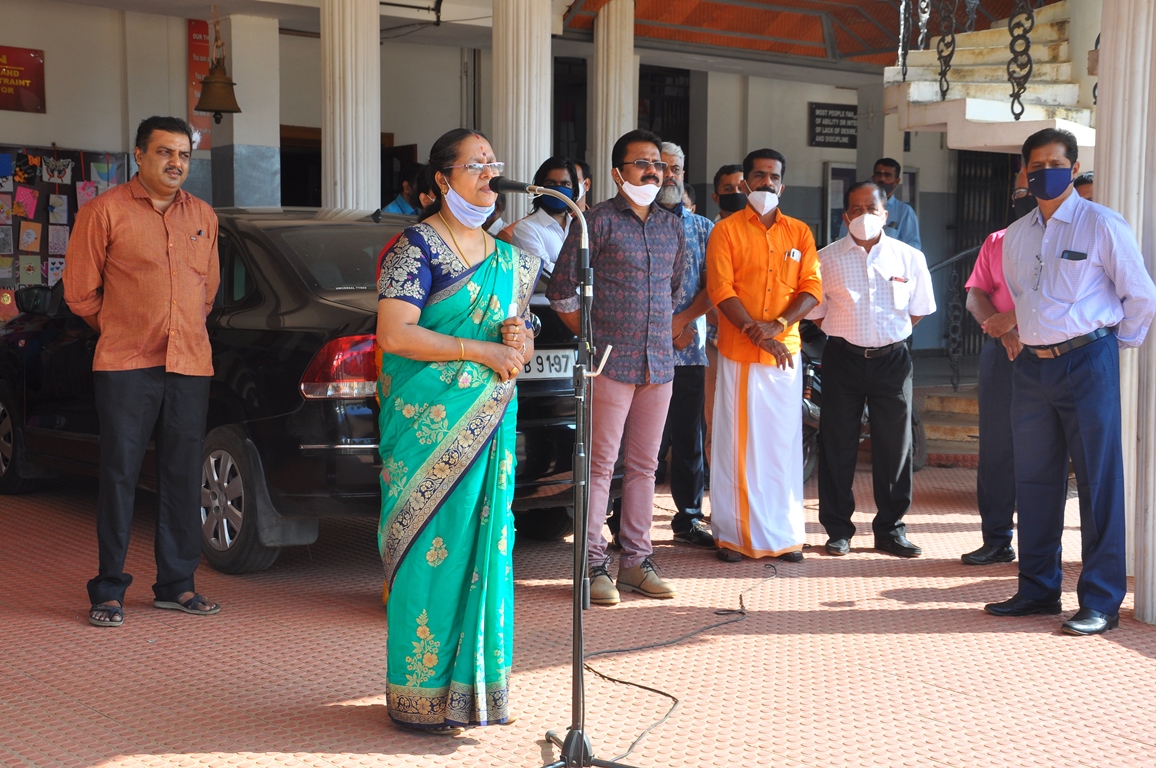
[0,46,46,114]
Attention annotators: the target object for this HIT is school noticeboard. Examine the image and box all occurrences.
[0,46,46,114]
[809,103,858,149]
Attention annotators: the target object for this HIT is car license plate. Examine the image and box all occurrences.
[521,348,577,380]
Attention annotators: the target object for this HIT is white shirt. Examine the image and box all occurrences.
[1002,191,1156,347]
[807,231,936,348]
[511,207,570,269]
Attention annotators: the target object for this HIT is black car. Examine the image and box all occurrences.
[0,209,585,573]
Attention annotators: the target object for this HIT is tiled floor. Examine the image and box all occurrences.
[3,467,1155,768]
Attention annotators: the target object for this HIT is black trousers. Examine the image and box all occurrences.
[607,364,706,535]
[817,340,913,542]
[976,338,1016,547]
[88,368,210,605]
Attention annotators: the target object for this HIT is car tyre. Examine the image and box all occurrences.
[514,506,575,541]
[0,381,39,494]
[200,425,280,574]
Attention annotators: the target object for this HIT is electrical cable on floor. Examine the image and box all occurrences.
[580,562,780,762]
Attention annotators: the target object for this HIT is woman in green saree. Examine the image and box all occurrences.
[375,129,542,733]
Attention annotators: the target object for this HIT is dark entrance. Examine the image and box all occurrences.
[279,126,414,209]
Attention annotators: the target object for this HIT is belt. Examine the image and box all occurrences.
[1024,328,1110,359]
[830,337,907,359]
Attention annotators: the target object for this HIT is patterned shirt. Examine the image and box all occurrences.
[672,205,712,367]
[964,229,1014,314]
[1003,191,1156,347]
[807,231,936,348]
[547,194,686,385]
[62,176,220,375]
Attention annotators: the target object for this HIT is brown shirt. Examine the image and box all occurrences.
[62,176,220,375]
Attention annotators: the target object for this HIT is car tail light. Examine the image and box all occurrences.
[300,334,378,399]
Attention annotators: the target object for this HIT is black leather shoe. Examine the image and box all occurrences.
[984,593,1063,616]
[874,535,922,558]
[1061,607,1119,636]
[825,538,850,556]
[779,550,804,563]
[961,543,1016,565]
[672,520,715,548]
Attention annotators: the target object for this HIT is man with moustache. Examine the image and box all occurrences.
[64,116,222,627]
[984,128,1156,636]
[706,149,822,563]
[958,168,1035,566]
[808,181,935,560]
[838,158,922,250]
[548,130,686,604]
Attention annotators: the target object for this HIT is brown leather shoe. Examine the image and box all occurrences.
[617,557,676,599]
[589,559,620,605]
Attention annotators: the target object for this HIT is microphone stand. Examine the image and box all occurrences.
[503,182,632,768]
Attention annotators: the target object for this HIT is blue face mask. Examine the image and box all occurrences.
[538,185,574,213]
[1026,167,1074,201]
[443,185,495,229]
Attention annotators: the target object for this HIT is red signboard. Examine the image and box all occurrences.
[0,46,46,113]
[187,19,213,149]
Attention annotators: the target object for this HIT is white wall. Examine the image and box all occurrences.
[279,33,321,128]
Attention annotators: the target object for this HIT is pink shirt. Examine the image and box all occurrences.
[964,229,1015,315]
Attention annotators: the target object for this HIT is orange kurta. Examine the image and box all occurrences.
[62,176,220,376]
[706,207,822,362]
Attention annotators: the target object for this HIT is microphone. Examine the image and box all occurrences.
[489,176,534,194]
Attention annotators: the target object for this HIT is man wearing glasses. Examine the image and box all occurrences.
[547,130,687,605]
[985,128,1156,636]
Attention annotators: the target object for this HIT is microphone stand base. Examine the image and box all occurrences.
[542,728,640,768]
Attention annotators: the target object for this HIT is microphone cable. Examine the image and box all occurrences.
[578,561,780,763]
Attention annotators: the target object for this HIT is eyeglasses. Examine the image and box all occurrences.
[1012,188,1032,200]
[621,159,669,173]
[445,162,505,176]
[1032,254,1043,291]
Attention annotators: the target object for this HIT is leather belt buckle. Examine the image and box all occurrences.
[1034,347,1058,359]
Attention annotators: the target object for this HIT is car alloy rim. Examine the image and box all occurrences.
[201,449,244,551]
[0,401,12,477]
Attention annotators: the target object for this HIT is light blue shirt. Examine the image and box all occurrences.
[673,206,712,367]
[1002,191,1156,347]
[839,195,922,251]
[383,195,419,216]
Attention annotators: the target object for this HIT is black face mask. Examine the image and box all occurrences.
[717,192,748,213]
[1012,195,1038,221]
[876,181,897,197]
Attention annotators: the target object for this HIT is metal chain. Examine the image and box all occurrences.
[963,0,980,32]
[946,263,964,390]
[936,0,959,101]
[899,0,911,80]
[1007,0,1035,121]
[917,0,932,50]
[1093,33,1100,105]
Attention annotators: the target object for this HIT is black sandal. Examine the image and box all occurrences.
[153,593,221,615]
[88,602,124,627]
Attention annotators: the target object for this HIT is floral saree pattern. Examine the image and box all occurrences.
[377,226,541,728]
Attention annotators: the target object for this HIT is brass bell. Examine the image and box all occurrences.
[195,59,242,124]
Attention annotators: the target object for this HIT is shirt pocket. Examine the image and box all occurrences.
[181,231,213,278]
[889,279,912,311]
[1045,255,1091,304]
[774,250,802,288]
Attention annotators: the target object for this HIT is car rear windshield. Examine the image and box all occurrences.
[273,225,399,291]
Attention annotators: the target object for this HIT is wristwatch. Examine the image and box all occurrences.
[775,316,790,330]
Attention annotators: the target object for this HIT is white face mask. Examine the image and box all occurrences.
[443,185,494,229]
[747,190,780,216]
[618,177,660,207]
[848,212,886,242]
[575,181,587,201]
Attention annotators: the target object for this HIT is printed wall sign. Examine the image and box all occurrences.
[0,46,46,113]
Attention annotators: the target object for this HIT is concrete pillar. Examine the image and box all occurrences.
[1068,0,1103,110]
[491,0,552,223]
[591,0,636,203]
[210,14,281,207]
[688,70,748,219]
[1095,0,1156,622]
[856,83,904,181]
[320,0,380,213]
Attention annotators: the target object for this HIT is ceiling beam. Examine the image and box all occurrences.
[634,19,827,52]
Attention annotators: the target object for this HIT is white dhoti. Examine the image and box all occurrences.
[711,354,805,558]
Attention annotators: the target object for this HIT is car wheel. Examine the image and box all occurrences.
[802,433,819,483]
[200,426,280,574]
[514,506,575,541]
[0,382,39,494]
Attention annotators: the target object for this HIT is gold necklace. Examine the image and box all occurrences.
[437,209,488,268]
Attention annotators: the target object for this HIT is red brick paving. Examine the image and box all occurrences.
[2,468,1155,767]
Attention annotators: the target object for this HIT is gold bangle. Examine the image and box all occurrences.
[457,337,465,361]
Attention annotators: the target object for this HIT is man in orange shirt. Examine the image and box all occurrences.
[63,116,221,627]
[706,149,822,563]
